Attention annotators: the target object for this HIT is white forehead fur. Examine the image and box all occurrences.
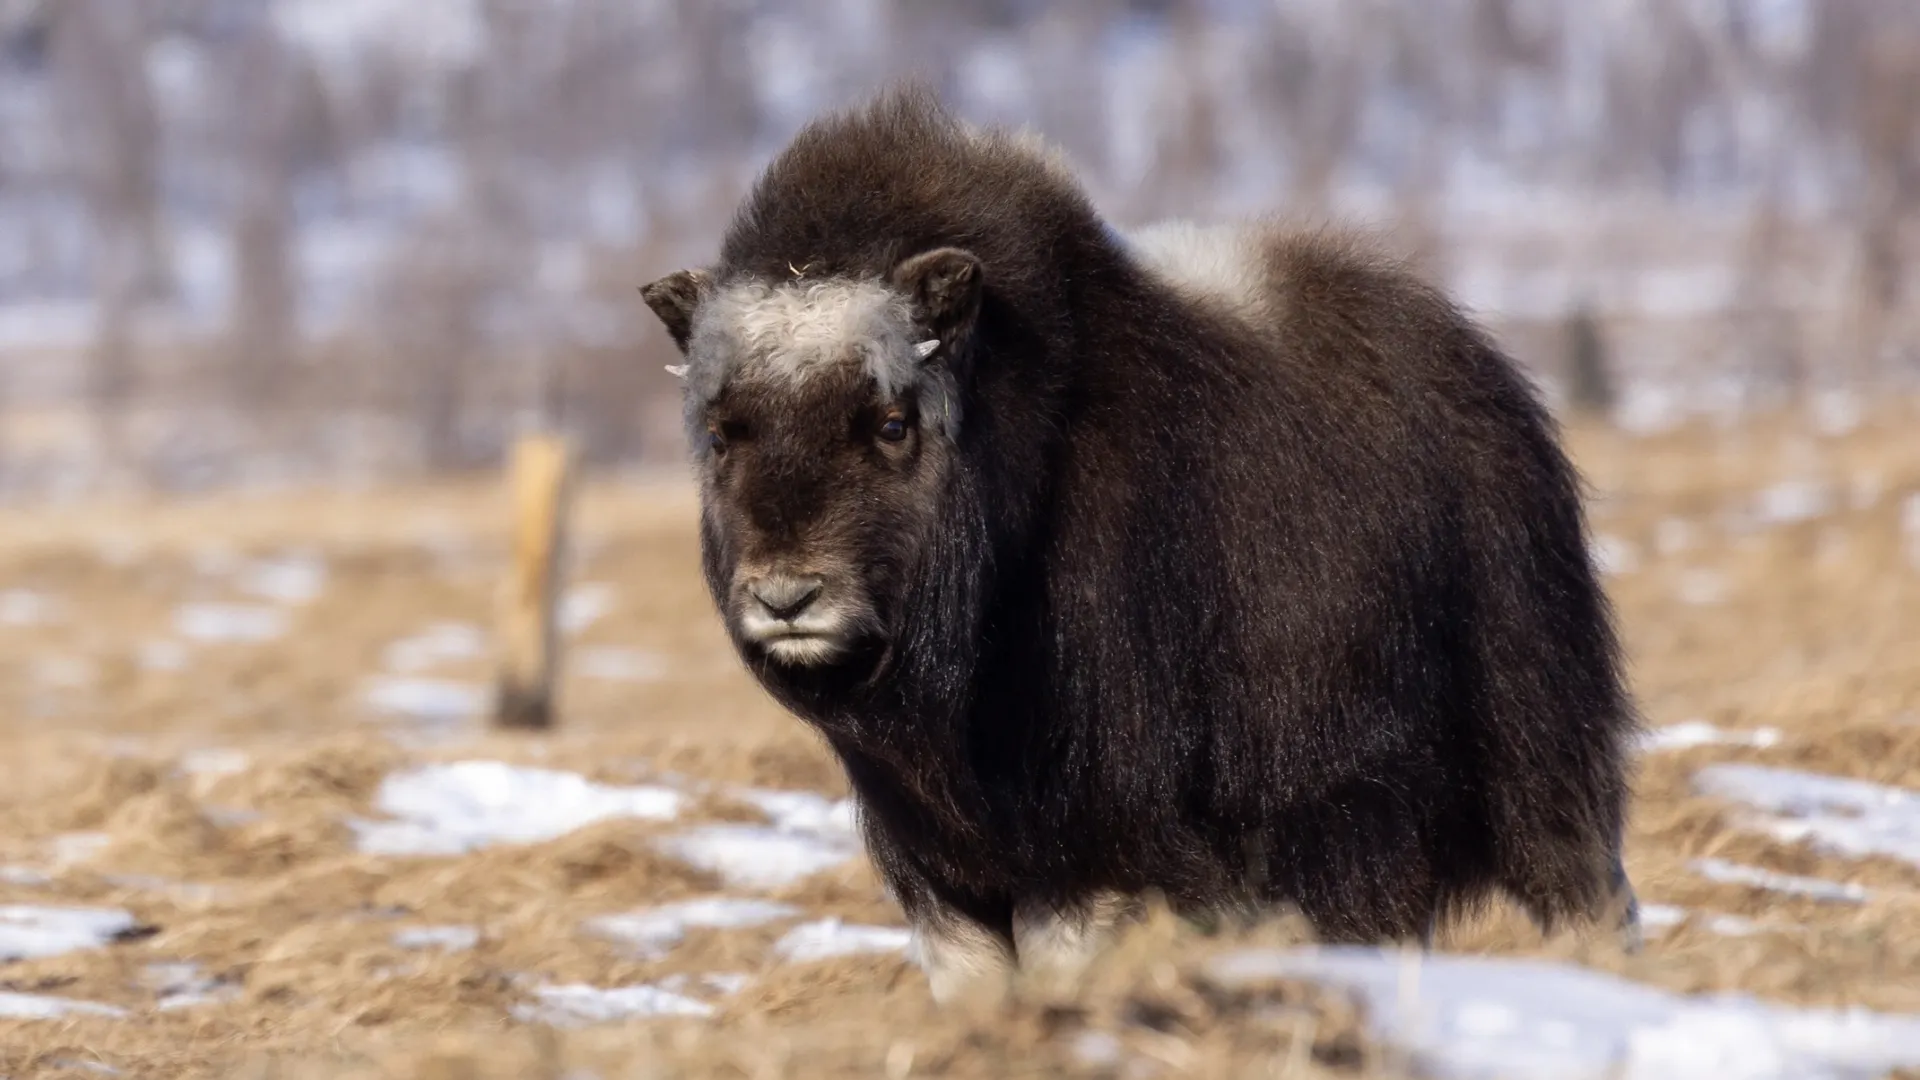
[1115,220,1273,325]
[694,278,922,397]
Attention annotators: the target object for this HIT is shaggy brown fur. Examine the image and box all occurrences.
[641,86,1640,1001]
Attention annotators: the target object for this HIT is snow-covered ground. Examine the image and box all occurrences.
[1207,946,1920,1080]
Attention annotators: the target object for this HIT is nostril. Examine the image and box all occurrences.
[748,575,824,621]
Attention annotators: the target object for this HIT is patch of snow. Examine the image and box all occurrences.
[143,962,240,1011]
[1640,721,1782,753]
[383,622,487,672]
[1752,480,1832,526]
[772,918,912,963]
[1073,1030,1126,1069]
[393,925,480,951]
[353,760,684,857]
[364,676,488,724]
[0,905,138,961]
[0,992,127,1019]
[654,825,861,891]
[561,584,616,634]
[730,789,858,837]
[238,554,328,604]
[586,897,800,958]
[1206,945,1920,1080]
[0,589,55,626]
[1642,904,1765,938]
[1590,534,1638,576]
[512,982,714,1027]
[1695,764,1920,871]
[700,973,752,996]
[0,865,50,886]
[574,646,665,682]
[1810,391,1863,437]
[173,602,288,643]
[1688,857,1871,904]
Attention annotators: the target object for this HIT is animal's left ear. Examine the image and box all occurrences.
[892,247,983,349]
[639,268,712,355]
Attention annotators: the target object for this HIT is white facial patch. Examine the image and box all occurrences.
[693,278,923,397]
[1119,219,1273,324]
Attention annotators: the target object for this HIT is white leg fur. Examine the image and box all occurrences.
[911,913,1015,1006]
[1011,892,1136,994]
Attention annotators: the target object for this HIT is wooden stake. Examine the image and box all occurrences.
[493,431,572,730]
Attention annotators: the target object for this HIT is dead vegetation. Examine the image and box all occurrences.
[0,405,1918,1077]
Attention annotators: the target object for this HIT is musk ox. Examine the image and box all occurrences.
[640,88,1640,1003]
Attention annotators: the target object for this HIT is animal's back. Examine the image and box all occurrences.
[1034,218,1635,939]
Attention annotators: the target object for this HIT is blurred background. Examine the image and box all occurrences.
[0,0,1915,496]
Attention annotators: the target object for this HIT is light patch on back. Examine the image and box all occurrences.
[1119,220,1273,325]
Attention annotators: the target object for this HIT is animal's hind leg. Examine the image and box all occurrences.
[911,908,1016,1006]
[1012,891,1140,996]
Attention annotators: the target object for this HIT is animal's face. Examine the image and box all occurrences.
[641,250,983,672]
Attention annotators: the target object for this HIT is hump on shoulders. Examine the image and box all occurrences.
[1113,217,1455,339]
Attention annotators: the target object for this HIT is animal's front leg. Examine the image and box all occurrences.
[911,906,1017,1005]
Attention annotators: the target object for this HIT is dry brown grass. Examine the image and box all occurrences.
[2,401,1920,1077]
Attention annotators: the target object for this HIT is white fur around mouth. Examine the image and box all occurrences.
[738,608,851,667]
[758,633,846,667]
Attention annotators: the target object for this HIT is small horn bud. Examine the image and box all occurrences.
[913,339,940,360]
[665,364,689,379]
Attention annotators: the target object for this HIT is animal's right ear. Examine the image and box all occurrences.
[891,247,983,349]
[639,269,712,355]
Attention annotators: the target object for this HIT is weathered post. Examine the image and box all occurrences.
[493,430,572,730]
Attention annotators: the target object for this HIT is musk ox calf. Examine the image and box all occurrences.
[641,88,1639,1003]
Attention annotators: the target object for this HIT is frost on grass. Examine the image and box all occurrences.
[353,760,684,856]
[392,925,481,951]
[1208,945,1920,1080]
[173,602,289,643]
[364,676,488,725]
[0,991,127,1020]
[586,898,799,958]
[1695,764,1920,870]
[1689,857,1870,904]
[0,905,139,962]
[512,982,714,1027]
[772,918,912,963]
[383,622,487,672]
[1640,721,1783,754]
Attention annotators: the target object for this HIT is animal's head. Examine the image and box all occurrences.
[641,249,984,674]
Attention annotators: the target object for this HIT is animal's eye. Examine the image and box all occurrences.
[878,414,909,442]
[707,424,726,453]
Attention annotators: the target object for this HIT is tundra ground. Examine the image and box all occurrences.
[1,403,1919,1078]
